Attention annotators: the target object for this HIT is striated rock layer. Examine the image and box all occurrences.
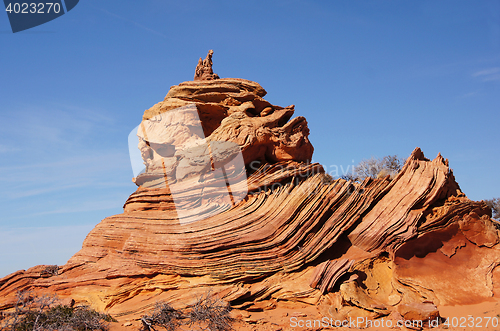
[1,77,499,329]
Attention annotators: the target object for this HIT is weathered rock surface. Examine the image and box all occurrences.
[1,72,499,330]
[194,49,220,81]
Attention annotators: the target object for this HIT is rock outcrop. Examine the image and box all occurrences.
[1,63,499,330]
[194,49,220,81]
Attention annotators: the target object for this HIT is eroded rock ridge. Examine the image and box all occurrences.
[1,66,499,329]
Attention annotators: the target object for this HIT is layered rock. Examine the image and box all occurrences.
[140,78,313,168]
[1,69,499,330]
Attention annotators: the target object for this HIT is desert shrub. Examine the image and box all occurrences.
[353,157,382,180]
[188,292,233,331]
[14,305,73,331]
[340,172,358,182]
[140,291,233,331]
[380,155,405,174]
[40,266,58,278]
[485,198,500,219]
[341,155,405,182]
[67,306,116,331]
[0,291,57,331]
[140,302,182,331]
[319,173,334,184]
[0,291,115,331]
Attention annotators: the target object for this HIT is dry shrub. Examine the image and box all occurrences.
[319,173,334,184]
[188,292,233,331]
[0,291,115,331]
[40,266,58,278]
[485,198,500,220]
[342,155,405,182]
[140,290,233,331]
[140,302,182,331]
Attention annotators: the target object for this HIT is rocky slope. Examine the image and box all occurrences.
[1,73,499,330]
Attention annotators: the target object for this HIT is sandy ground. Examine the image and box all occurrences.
[108,298,500,331]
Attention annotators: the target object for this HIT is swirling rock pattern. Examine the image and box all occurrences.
[1,76,499,330]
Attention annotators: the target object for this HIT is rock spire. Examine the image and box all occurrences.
[194,49,220,81]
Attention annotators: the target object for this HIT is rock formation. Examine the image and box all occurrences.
[194,50,220,81]
[1,58,499,330]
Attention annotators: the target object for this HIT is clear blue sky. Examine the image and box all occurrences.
[1,0,499,277]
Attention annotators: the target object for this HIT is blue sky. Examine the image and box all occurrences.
[1,0,499,277]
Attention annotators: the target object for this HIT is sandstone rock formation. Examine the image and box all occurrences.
[194,50,220,81]
[1,67,499,330]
